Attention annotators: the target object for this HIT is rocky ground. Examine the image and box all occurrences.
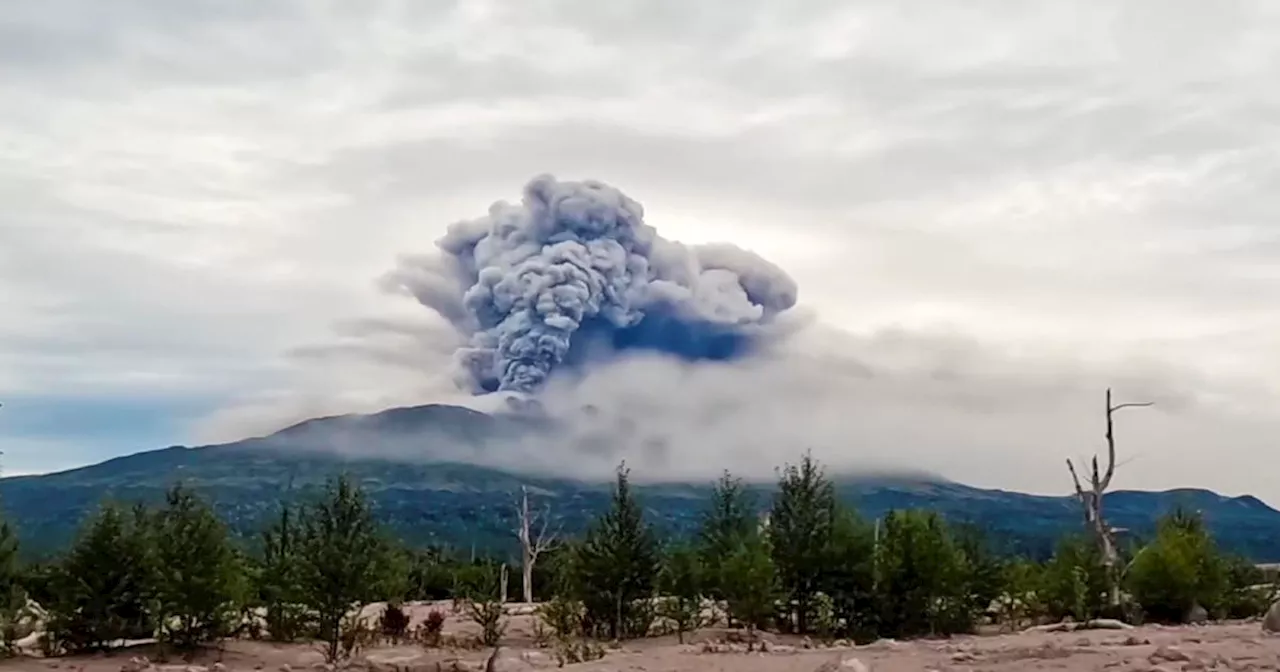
[5,603,1280,672]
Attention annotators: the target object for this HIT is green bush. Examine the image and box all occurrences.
[1040,536,1109,622]
[1126,509,1227,623]
[1220,554,1274,619]
[873,509,975,637]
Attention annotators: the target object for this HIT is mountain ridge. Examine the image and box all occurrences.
[3,403,1279,561]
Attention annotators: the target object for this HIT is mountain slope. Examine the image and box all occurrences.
[4,404,1279,560]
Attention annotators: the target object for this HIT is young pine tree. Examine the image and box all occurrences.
[296,476,387,663]
[696,471,757,602]
[258,501,309,641]
[874,509,972,638]
[573,464,660,640]
[47,503,156,653]
[0,518,26,651]
[720,531,778,648]
[769,452,838,634]
[819,504,876,641]
[151,484,244,650]
[657,545,703,643]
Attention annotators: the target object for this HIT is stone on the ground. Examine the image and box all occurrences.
[1149,645,1192,663]
[1263,599,1280,632]
[1185,602,1209,625]
[121,656,153,672]
[814,654,871,672]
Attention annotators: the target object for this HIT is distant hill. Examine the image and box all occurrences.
[3,404,1279,561]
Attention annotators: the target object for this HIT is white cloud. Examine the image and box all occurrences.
[3,0,1280,501]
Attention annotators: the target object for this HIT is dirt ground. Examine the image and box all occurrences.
[5,602,1280,672]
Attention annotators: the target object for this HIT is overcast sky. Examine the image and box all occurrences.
[3,1,1279,500]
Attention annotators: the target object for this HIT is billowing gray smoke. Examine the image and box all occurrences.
[383,175,799,394]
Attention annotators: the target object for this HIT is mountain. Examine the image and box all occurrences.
[4,404,1280,561]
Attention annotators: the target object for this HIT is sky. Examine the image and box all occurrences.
[2,1,1279,499]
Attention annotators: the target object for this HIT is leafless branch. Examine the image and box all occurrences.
[1063,388,1155,608]
[514,485,561,603]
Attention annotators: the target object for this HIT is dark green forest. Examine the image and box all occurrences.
[5,441,1280,562]
[3,453,1274,663]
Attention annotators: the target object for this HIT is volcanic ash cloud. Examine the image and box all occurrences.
[382,174,799,394]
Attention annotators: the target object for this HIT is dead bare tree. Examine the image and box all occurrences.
[514,485,559,604]
[1066,388,1152,607]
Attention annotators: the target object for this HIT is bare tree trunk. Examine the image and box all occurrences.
[1066,388,1152,608]
[500,563,509,603]
[515,485,558,604]
[522,547,534,605]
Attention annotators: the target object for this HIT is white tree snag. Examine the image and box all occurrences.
[1066,388,1152,607]
[515,485,558,604]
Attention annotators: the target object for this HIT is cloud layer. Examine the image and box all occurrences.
[2,1,1279,498]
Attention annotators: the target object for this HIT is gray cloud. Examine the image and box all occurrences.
[2,0,1279,501]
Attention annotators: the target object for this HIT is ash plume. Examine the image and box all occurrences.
[382,175,799,394]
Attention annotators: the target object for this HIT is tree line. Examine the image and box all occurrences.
[0,454,1272,663]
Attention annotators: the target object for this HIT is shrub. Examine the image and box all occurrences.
[413,609,446,648]
[1040,536,1109,622]
[536,596,583,640]
[1127,509,1228,623]
[379,602,411,643]
[466,598,506,647]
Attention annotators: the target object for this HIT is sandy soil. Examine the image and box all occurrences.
[5,603,1279,672]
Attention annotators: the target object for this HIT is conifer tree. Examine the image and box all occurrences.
[296,476,386,663]
[573,463,660,640]
[696,471,757,600]
[820,504,876,639]
[657,544,703,643]
[0,518,26,651]
[720,530,777,647]
[258,501,308,641]
[151,484,243,650]
[874,509,972,637]
[769,452,838,634]
[46,503,155,652]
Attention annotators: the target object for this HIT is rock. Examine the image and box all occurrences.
[1185,603,1209,625]
[518,651,548,665]
[1123,635,1151,646]
[121,657,152,672]
[1150,646,1193,663]
[833,639,851,648]
[802,636,815,649]
[814,655,871,672]
[485,650,539,671]
[279,665,293,672]
[1264,600,1280,632]
[212,665,227,672]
